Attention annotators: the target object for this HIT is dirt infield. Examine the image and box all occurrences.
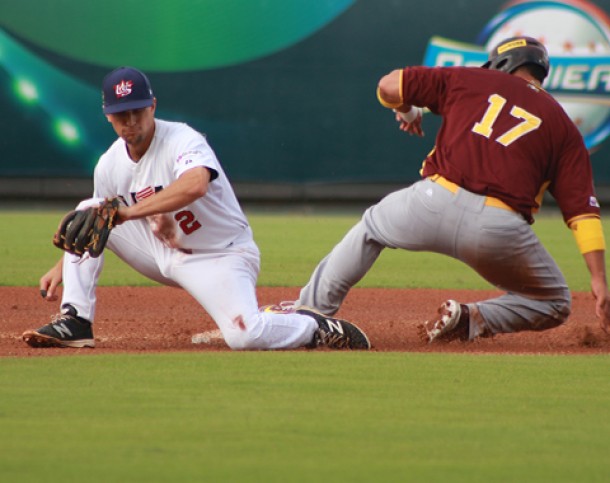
[2,286,609,357]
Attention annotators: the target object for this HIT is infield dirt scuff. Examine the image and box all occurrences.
[1,286,608,356]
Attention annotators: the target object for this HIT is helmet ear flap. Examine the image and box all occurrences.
[495,59,510,71]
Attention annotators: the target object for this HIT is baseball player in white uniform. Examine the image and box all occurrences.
[22,67,370,351]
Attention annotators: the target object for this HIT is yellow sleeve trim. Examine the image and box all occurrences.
[377,70,404,109]
[398,69,404,105]
[570,217,606,254]
[567,214,600,225]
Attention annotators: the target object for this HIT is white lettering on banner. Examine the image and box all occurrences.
[547,65,563,90]
[588,66,610,92]
[547,64,610,92]
[562,65,588,90]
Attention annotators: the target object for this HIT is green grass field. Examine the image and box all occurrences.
[1,210,609,482]
[0,209,595,290]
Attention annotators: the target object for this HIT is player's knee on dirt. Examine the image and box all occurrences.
[220,314,267,350]
[223,332,261,350]
[533,292,571,331]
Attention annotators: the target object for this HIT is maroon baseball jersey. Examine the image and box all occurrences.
[402,66,600,224]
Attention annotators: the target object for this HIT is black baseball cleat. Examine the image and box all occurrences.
[297,308,371,350]
[22,304,95,348]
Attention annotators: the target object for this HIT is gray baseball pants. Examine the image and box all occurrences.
[298,178,571,339]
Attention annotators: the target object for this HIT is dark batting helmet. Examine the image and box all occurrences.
[482,36,550,81]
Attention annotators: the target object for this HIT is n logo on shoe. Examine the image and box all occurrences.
[325,318,344,334]
[53,323,73,339]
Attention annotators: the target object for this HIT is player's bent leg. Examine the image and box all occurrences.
[106,221,179,287]
[420,292,570,343]
[172,244,317,350]
[233,307,371,350]
[59,251,104,322]
[221,311,318,350]
[298,218,385,315]
[23,211,181,348]
[298,182,446,315]
[260,304,372,350]
[61,219,177,323]
[452,205,572,339]
[469,291,571,338]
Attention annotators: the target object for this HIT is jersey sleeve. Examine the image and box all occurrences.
[173,132,220,181]
[548,128,601,223]
[401,66,449,114]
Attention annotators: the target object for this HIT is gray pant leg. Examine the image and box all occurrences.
[298,182,431,314]
[298,219,385,315]
[467,293,571,338]
[455,205,571,337]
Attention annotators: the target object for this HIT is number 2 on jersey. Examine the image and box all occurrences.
[472,94,541,146]
[175,210,202,234]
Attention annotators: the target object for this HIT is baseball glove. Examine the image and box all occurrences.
[53,197,121,258]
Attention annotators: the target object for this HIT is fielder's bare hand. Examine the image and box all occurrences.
[40,259,63,302]
[590,277,610,334]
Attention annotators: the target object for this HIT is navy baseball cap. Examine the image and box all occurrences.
[102,66,154,114]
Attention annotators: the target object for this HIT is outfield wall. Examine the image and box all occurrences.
[2,0,610,200]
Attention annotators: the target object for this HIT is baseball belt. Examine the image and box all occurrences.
[428,174,515,213]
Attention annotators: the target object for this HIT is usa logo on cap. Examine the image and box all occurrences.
[114,80,133,99]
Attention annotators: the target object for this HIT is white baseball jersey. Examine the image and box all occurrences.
[93,119,250,250]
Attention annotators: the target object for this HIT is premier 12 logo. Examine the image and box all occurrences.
[423,0,610,150]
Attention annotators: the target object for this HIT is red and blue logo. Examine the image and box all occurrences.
[114,80,134,99]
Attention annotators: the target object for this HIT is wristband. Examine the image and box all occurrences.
[394,107,420,123]
[570,217,606,254]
